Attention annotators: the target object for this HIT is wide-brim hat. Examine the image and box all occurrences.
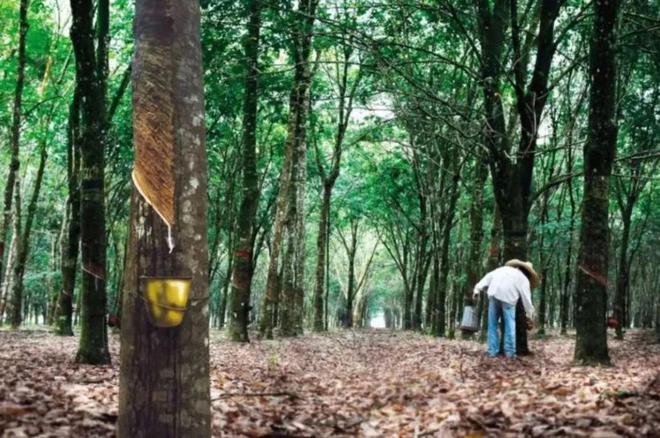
[505,259,540,288]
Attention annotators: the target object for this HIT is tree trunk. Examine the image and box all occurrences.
[0,0,29,293]
[480,0,561,355]
[118,0,210,434]
[55,89,81,336]
[279,185,299,336]
[311,36,357,332]
[228,0,262,343]
[536,189,550,336]
[70,0,110,364]
[8,186,22,327]
[0,233,18,324]
[614,213,631,339]
[292,125,308,335]
[9,141,48,328]
[218,249,232,329]
[261,0,318,338]
[344,225,358,328]
[412,190,428,331]
[426,249,439,330]
[432,170,460,337]
[479,206,501,342]
[260,146,293,338]
[560,176,576,335]
[462,159,487,339]
[655,298,660,343]
[313,184,331,331]
[324,212,330,330]
[402,272,413,329]
[574,0,619,366]
[47,230,60,325]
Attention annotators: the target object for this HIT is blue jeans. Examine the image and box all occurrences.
[487,297,516,357]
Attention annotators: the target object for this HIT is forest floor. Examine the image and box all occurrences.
[0,329,658,437]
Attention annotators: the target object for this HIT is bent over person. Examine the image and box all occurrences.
[473,259,539,358]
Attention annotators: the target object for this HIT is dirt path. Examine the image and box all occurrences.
[1,329,658,437]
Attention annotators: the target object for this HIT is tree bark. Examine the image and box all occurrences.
[412,195,428,331]
[574,0,619,366]
[613,159,647,339]
[0,0,29,294]
[432,167,460,337]
[9,140,48,328]
[118,0,210,435]
[261,0,318,338]
[0,233,18,324]
[479,206,502,342]
[218,247,233,329]
[228,0,262,343]
[70,0,110,364]
[462,159,487,339]
[560,161,576,335]
[536,190,550,336]
[478,0,561,355]
[313,184,332,331]
[55,89,81,336]
[312,41,359,331]
[338,220,359,328]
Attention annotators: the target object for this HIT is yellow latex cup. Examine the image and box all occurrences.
[143,277,191,328]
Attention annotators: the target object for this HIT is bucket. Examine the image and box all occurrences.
[142,276,192,328]
[459,305,479,333]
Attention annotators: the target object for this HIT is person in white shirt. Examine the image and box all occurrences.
[472,259,539,358]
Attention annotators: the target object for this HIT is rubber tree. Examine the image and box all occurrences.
[574,0,620,366]
[0,0,29,297]
[476,0,562,355]
[312,36,363,332]
[228,0,263,343]
[8,137,48,328]
[69,0,111,364]
[118,0,211,435]
[260,0,319,339]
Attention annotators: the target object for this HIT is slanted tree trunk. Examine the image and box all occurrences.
[70,0,110,364]
[0,0,29,293]
[228,0,262,343]
[118,0,210,434]
[574,0,619,366]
